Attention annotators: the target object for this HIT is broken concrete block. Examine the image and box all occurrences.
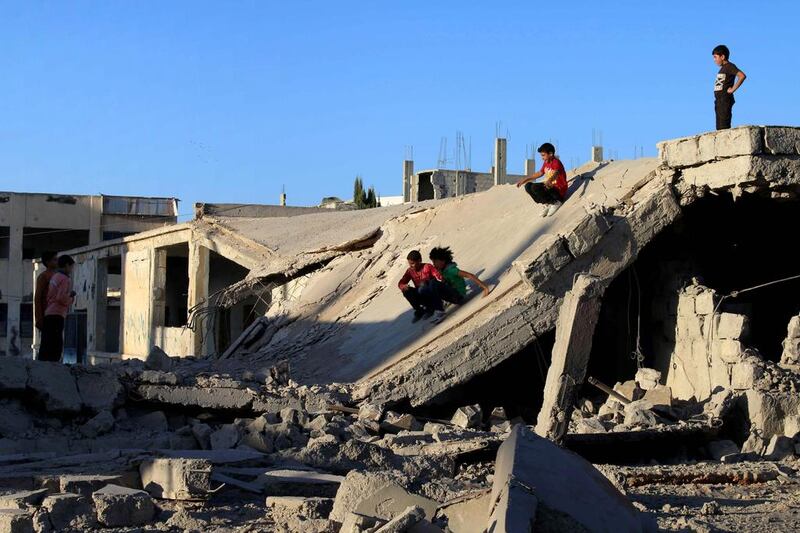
[635,368,661,391]
[707,440,740,460]
[764,435,795,461]
[711,339,744,364]
[41,493,94,531]
[191,422,213,449]
[763,126,800,155]
[0,489,48,510]
[331,471,436,523]
[92,484,155,527]
[210,424,240,450]
[714,313,749,340]
[0,358,28,392]
[74,368,124,414]
[513,234,572,289]
[373,505,425,532]
[575,417,607,434]
[488,425,643,532]
[340,512,385,533]
[79,410,115,438]
[382,412,421,433]
[694,290,717,315]
[743,389,785,439]
[266,496,334,522]
[643,384,672,408]
[623,400,657,427]
[436,490,491,533]
[741,432,768,456]
[136,384,256,411]
[0,509,33,533]
[26,362,82,414]
[257,469,344,498]
[451,405,482,429]
[145,345,173,371]
[0,400,33,436]
[731,359,763,389]
[59,475,128,497]
[358,402,384,422]
[613,380,644,402]
[280,407,308,426]
[140,457,213,500]
[563,210,611,258]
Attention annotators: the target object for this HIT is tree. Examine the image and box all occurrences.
[366,186,377,208]
[353,176,366,208]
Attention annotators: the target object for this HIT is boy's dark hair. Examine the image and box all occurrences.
[712,45,730,59]
[58,255,75,268]
[429,246,454,264]
[41,251,57,264]
[407,250,422,262]
[538,142,556,155]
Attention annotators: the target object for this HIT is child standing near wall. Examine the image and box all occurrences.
[39,255,75,362]
[712,44,746,130]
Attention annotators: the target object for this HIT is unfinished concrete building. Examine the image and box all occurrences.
[403,138,537,201]
[0,192,177,357]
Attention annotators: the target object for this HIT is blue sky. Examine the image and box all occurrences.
[1,1,798,217]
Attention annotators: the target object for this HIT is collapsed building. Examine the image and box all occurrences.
[3,126,800,531]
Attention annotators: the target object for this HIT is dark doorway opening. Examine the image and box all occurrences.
[417,172,434,201]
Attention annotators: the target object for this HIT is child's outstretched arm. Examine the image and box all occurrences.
[516,171,544,188]
[458,270,491,297]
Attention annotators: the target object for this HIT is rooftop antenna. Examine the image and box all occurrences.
[437,137,448,168]
[404,145,413,160]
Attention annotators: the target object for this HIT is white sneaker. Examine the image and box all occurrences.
[431,310,446,324]
[542,201,562,217]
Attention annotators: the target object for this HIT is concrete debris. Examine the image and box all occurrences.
[373,505,426,532]
[79,410,115,438]
[145,345,174,371]
[451,405,482,429]
[0,490,48,510]
[764,435,795,461]
[41,493,94,531]
[0,509,33,533]
[92,484,155,527]
[488,425,646,532]
[140,457,213,500]
[635,368,662,391]
[707,439,740,460]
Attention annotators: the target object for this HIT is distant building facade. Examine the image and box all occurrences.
[0,192,178,357]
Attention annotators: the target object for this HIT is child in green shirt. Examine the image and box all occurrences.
[428,246,491,324]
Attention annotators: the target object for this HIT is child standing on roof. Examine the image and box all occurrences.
[712,44,746,130]
[515,143,568,217]
[398,250,443,323]
[427,246,491,324]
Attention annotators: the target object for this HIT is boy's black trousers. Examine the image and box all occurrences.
[38,315,65,362]
[715,94,734,130]
[524,182,561,205]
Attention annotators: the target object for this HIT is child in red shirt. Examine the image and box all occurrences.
[398,250,443,322]
[515,142,568,217]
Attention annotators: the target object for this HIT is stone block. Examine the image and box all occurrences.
[613,380,644,402]
[643,384,672,408]
[280,408,308,426]
[676,294,695,318]
[744,390,785,439]
[707,439,739,460]
[140,370,179,385]
[210,424,240,450]
[436,490,491,533]
[487,425,642,533]
[131,411,169,433]
[191,423,213,449]
[451,405,482,429]
[680,155,757,190]
[787,316,800,339]
[358,402,384,422]
[763,126,800,155]
[694,291,717,315]
[41,493,94,530]
[658,127,763,168]
[381,412,421,433]
[563,210,611,258]
[0,509,33,533]
[26,362,82,414]
[783,415,800,438]
[731,360,763,390]
[331,471,420,523]
[635,368,662,390]
[711,339,744,364]
[92,484,155,527]
[623,400,657,427]
[79,410,115,438]
[373,505,425,532]
[145,346,173,371]
[135,384,255,411]
[714,313,749,340]
[74,368,124,414]
[709,360,732,390]
[513,235,572,289]
[0,358,28,392]
[765,435,795,461]
[140,457,213,500]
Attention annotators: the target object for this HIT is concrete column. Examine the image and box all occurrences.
[591,146,604,163]
[188,240,210,356]
[524,158,537,177]
[89,195,103,245]
[91,257,108,353]
[535,274,606,443]
[5,200,24,356]
[493,138,507,186]
[403,160,414,202]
